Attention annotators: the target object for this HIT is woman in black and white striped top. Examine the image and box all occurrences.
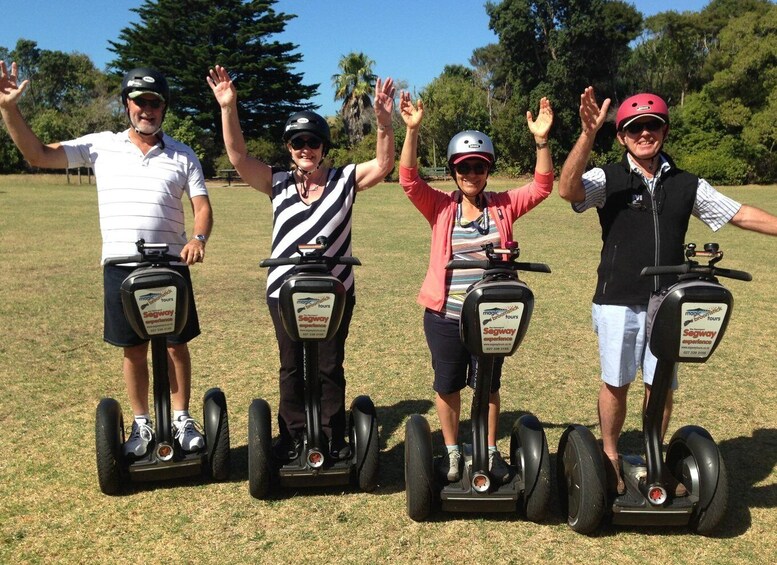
[208,65,395,460]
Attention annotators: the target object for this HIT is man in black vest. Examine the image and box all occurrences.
[558,86,777,496]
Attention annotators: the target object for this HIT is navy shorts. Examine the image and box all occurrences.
[424,309,503,395]
[103,264,201,347]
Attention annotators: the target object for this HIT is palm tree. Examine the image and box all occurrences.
[331,52,376,145]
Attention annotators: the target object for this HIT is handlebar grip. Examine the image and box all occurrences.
[446,260,489,270]
[641,264,690,277]
[714,267,752,282]
[104,255,142,266]
[337,257,362,266]
[260,257,300,268]
[514,262,552,274]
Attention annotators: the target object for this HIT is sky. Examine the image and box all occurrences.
[1,0,713,117]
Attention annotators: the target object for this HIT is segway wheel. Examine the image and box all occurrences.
[557,425,606,535]
[510,414,551,522]
[248,398,273,499]
[350,395,380,492]
[404,414,435,522]
[666,426,729,535]
[95,397,126,495]
[203,388,231,481]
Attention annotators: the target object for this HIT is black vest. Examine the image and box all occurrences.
[593,154,698,306]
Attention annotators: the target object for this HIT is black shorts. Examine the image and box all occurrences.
[103,264,201,347]
[423,309,503,395]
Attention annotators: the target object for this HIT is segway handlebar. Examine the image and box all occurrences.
[260,256,361,267]
[446,259,551,273]
[259,236,361,268]
[104,240,182,267]
[640,242,752,282]
[445,241,551,274]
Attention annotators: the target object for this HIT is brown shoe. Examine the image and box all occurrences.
[603,453,626,495]
[663,469,688,497]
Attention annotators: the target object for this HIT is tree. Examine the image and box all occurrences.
[0,40,124,171]
[416,67,491,169]
[485,0,642,170]
[332,51,377,145]
[669,5,777,183]
[109,0,317,144]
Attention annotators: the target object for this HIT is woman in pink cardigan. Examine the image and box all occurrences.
[398,91,554,483]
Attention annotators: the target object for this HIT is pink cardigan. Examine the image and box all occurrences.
[399,165,554,312]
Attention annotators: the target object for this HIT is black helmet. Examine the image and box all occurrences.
[121,67,170,107]
[282,110,331,150]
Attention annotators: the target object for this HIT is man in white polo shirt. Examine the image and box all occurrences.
[0,62,213,458]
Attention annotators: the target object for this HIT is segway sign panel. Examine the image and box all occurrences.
[134,285,179,336]
[478,302,525,355]
[679,302,729,359]
[293,293,336,340]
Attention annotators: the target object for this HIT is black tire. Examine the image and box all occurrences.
[203,389,230,481]
[248,398,273,499]
[95,398,126,495]
[511,415,551,522]
[351,396,380,492]
[404,414,435,522]
[557,425,606,535]
[666,429,728,535]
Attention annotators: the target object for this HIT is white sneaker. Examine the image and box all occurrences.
[124,418,154,457]
[446,449,461,482]
[174,416,205,452]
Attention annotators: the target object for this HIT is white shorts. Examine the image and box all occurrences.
[592,303,677,389]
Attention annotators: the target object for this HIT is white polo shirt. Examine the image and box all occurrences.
[61,130,208,263]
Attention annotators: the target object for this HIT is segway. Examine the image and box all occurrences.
[248,237,380,498]
[94,240,230,494]
[404,241,552,521]
[557,242,751,535]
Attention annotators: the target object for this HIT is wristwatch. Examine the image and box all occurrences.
[194,234,207,244]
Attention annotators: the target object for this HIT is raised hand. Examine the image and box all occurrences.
[374,77,395,126]
[579,86,610,135]
[206,65,237,108]
[527,96,554,140]
[0,61,30,108]
[399,90,424,129]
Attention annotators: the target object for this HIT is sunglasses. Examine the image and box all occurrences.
[623,119,664,135]
[290,136,323,150]
[132,97,163,109]
[454,161,488,175]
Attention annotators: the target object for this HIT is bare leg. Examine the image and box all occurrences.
[488,391,500,447]
[123,343,150,416]
[598,381,629,460]
[436,391,461,446]
[167,343,192,411]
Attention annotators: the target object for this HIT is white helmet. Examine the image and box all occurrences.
[447,130,496,168]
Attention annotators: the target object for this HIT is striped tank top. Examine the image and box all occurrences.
[266,164,356,299]
[441,201,500,320]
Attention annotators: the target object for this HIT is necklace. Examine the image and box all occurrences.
[295,169,324,198]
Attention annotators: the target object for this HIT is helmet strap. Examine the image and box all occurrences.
[126,106,164,138]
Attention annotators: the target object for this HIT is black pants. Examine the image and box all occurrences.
[267,295,355,442]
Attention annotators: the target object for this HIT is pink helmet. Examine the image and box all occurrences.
[616,93,669,131]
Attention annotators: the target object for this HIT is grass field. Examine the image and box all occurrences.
[1,173,776,564]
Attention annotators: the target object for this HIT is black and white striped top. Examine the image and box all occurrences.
[266,164,357,299]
